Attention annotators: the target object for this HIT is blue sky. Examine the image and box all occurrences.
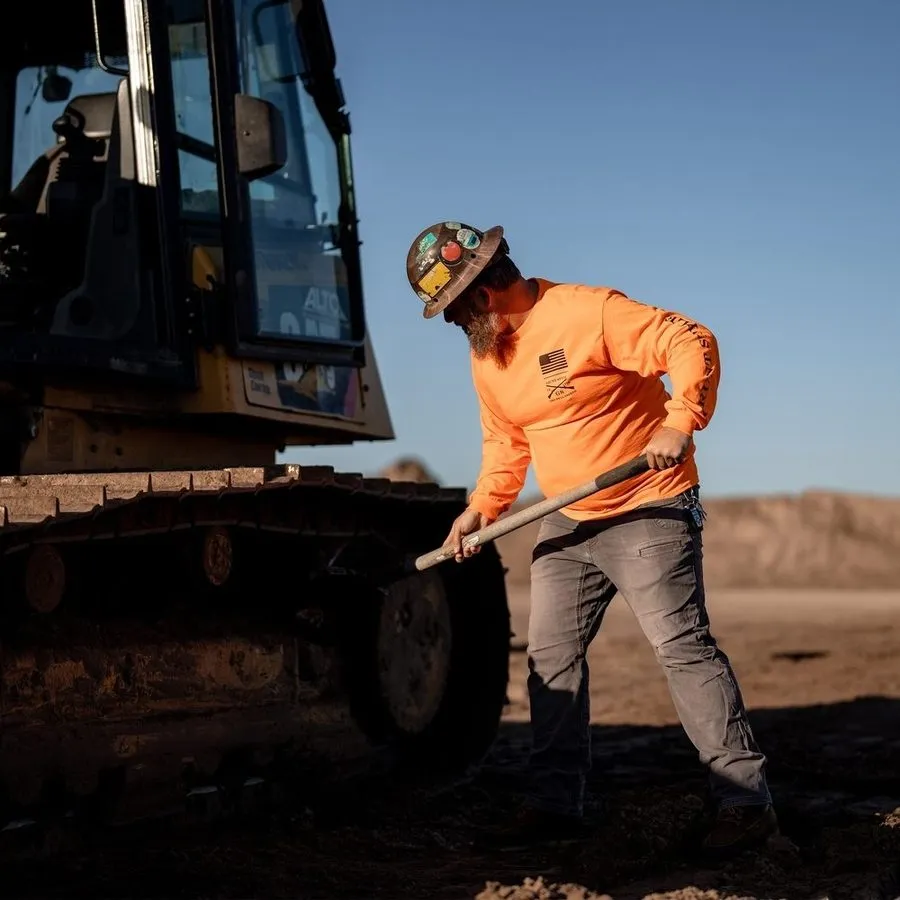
[284,0,900,499]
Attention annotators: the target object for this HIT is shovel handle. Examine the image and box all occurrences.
[413,454,651,571]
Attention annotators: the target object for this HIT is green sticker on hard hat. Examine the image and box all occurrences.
[417,232,437,255]
[444,221,462,229]
[457,228,480,249]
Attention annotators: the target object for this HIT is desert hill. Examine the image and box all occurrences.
[379,459,900,589]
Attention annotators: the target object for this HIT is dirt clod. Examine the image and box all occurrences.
[476,877,613,900]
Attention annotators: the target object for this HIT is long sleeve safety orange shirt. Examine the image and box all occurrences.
[467,280,720,522]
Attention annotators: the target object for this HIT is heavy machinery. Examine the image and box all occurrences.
[0,0,511,827]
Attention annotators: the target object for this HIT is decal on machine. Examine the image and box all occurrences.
[243,282,359,418]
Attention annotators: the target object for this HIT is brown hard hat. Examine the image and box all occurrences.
[406,221,506,319]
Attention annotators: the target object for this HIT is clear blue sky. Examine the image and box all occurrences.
[284,0,900,499]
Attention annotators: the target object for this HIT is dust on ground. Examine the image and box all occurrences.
[6,588,900,900]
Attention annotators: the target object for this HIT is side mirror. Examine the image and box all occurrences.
[235,94,287,181]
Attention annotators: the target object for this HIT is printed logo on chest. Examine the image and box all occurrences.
[537,348,575,401]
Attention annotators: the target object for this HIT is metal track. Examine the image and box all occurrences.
[0,466,509,844]
[0,464,467,550]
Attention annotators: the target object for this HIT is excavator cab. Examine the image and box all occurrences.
[0,0,392,474]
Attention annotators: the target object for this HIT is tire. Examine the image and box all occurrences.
[342,541,511,776]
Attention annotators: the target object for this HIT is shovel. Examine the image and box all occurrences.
[413,454,651,571]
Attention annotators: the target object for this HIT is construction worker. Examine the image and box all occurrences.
[405,221,778,856]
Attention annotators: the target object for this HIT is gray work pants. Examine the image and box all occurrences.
[526,487,771,817]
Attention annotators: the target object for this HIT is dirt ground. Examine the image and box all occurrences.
[6,586,900,900]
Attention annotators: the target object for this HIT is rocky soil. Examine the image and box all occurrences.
[5,586,900,900]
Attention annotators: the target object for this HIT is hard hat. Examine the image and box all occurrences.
[406,222,506,319]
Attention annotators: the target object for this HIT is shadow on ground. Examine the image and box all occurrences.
[4,697,900,900]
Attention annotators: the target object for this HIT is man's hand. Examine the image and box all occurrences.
[642,426,693,470]
[444,508,493,562]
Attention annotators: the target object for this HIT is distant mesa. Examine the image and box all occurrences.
[499,489,900,590]
[379,456,441,485]
[377,457,900,588]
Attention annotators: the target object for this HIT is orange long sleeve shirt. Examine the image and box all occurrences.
[467,280,720,522]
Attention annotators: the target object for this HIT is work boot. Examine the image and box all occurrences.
[481,804,590,852]
[701,803,779,857]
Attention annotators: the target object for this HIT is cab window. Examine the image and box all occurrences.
[234,0,351,347]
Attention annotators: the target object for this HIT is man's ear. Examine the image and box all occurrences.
[472,287,491,311]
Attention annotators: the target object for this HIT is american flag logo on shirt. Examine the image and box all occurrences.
[538,349,567,376]
[538,349,575,401]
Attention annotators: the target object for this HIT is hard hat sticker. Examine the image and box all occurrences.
[413,247,438,275]
[440,241,463,264]
[419,261,452,297]
[445,221,462,229]
[417,232,437,255]
[457,228,481,249]
[416,290,431,304]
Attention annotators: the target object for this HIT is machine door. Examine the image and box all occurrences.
[0,0,195,384]
[208,0,367,372]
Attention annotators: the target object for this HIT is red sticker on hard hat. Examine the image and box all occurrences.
[440,241,462,264]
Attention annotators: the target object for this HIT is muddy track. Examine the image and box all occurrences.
[0,463,467,549]
[0,464,512,831]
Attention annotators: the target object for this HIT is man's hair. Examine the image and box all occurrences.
[462,251,521,299]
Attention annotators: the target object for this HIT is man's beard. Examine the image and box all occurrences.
[464,311,516,367]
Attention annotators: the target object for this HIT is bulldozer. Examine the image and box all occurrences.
[0,0,511,828]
